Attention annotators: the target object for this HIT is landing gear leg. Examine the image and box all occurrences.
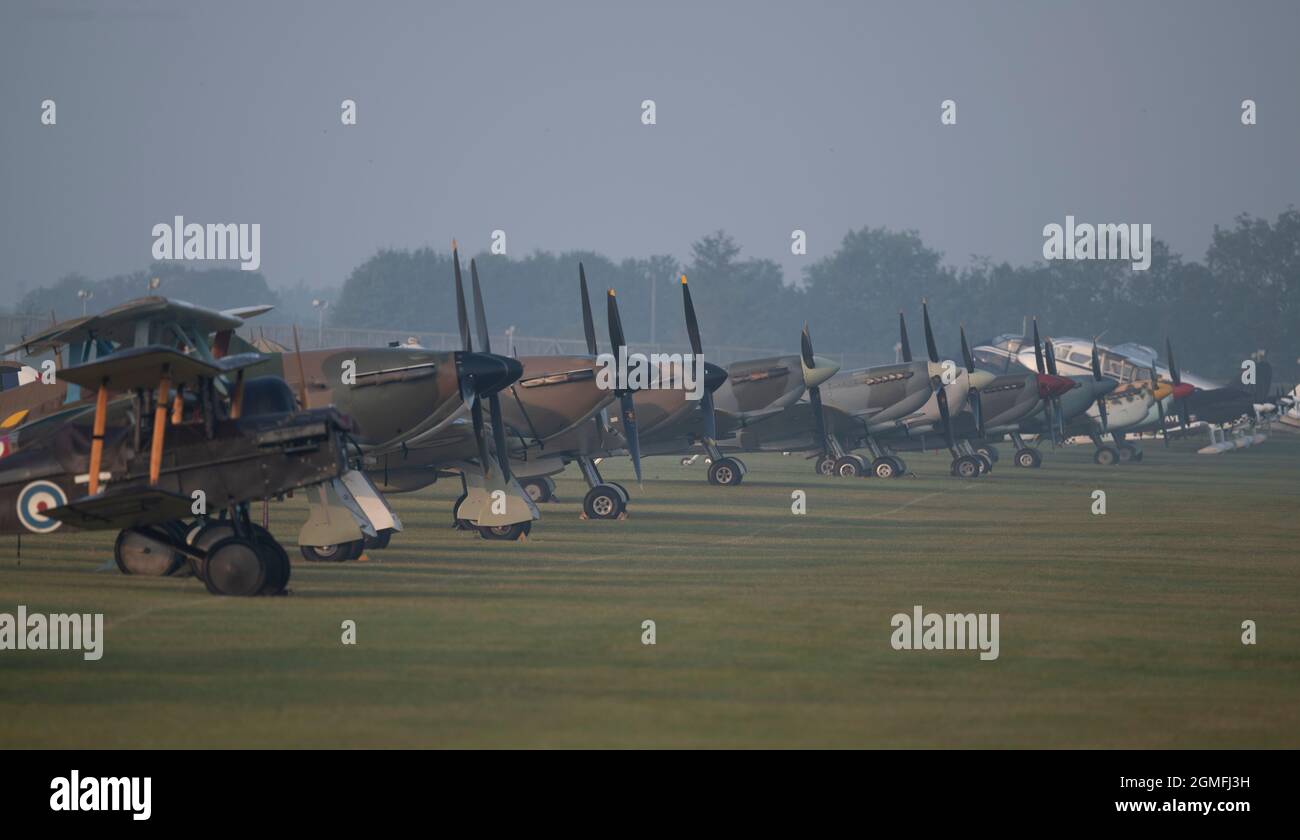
[577,455,628,519]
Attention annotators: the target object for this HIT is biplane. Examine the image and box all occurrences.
[0,344,355,595]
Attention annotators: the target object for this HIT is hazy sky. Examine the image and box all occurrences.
[2,0,1297,297]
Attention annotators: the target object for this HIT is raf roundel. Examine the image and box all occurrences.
[17,480,67,533]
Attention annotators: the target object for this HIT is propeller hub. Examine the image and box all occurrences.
[703,361,728,393]
[1173,382,1195,400]
[802,355,840,388]
[1036,373,1076,398]
[457,352,522,399]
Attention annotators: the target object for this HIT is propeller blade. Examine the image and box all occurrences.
[960,325,975,373]
[1097,393,1110,433]
[452,242,472,352]
[1166,337,1181,385]
[682,274,703,356]
[899,312,912,362]
[470,259,492,353]
[470,396,492,477]
[809,384,828,451]
[1044,338,1060,377]
[489,392,511,481]
[936,383,956,452]
[800,321,816,370]
[682,275,718,440]
[1032,318,1045,375]
[922,300,939,364]
[1091,338,1103,381]
[620,391,642,484]
[969,387,984,436]
[579,263,598,355]
[606,289,627,353]
[1152,367,1169,447]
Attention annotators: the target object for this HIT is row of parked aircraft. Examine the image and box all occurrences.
[0,246,1288,596]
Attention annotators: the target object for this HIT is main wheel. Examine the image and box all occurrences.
[834,455,863,477]
[363,529,392,550]
[952,455,982,479]
[478,521,532,541]
[709,457,744,486]
[1015,447,1042,469]
[1094,446,1120,466]
[255,538,291,596]
[520,477,554,503]
[451,492,477,530]
[204,537,268,597]
[871,456,898,479]
[114,525,185,577]
[815,457,836,476]
[299,541,360,562]
[977,445,1000,463]
[976,453,993,474]
[1117,443,1140,463]
[888,456,907,477]
[583,484,625,520]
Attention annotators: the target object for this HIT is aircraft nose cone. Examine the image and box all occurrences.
[458,351,523,398]
[803,355,840,388]
[1173,382,1195,399]
[1037,374,1075,398]
[703,361,728,392]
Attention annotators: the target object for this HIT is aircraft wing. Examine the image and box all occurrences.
[59,346,266,390]
[3,297,247,356]
[43,487,193,530]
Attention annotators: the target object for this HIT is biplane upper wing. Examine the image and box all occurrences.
[43,486,194,530]
[2,297,248,356]
[58,346,266,390]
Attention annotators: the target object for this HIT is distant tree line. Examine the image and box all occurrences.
[14,210,1298,384]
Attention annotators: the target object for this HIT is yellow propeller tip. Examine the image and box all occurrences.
[680,274,688,285]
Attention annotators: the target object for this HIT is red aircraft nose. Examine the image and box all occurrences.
[1173,383,1195,399]
[1036,374,1075,399]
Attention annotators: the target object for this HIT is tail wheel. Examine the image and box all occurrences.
[709,457,744,486]
[1015,448,1042,469]
[871,456,897,479]
[114,524,185,577]
[1094,446,1120,466]
[204,537,268,597]
[478,521,532,541]
[583,484,625,520]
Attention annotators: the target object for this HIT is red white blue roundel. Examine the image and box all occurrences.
[17,480,66,533]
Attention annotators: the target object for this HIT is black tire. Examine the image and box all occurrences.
[888,456,907,477]
[709,457,744,486]
[520,478,553,503]
[1094,446,1120,466]
[1117,443,1140,463]
[815,457,836,476]
[188,520,236,580]
[1015,447,1042,469]
[113,525,185,577]
[953,455,982,479]
[255,539,291,596]
[363,529,392,550]
[608,482,630,502]
[451,492,475,530]
[871,456,897,479]
[834,455,862,478]
[478,521,532,541]
[299,541,359,562]
[583,484,625,520]
[977,445,1000,463]
[976,453,993,474]
[204,537,268,597]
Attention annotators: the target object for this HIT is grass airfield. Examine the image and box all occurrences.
[1,434,1297,748]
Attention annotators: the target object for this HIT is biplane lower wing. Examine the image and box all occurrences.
[44,486,194,530]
